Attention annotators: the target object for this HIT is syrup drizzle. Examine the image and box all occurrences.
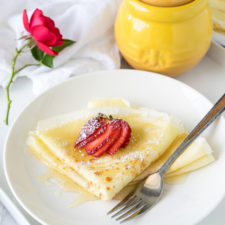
[38,168,98,207]
[38,166,186,209]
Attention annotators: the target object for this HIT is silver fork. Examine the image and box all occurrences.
[108,93,225,223]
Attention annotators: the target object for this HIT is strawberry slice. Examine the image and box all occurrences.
[75,114,132,157]
[86,120,121,156]
[75,117,106,148]
[107,120,131,155]
[77,123,107,149]
[93,123,121,157]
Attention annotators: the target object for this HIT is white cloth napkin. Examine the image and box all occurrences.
[0,0,122,95]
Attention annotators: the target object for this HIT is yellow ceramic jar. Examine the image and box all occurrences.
[115,0,213,76]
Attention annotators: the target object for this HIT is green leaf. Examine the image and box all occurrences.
[31,45,44,61]
[52,39,75,53]
[30,39,75,69]
[41,54,53,68]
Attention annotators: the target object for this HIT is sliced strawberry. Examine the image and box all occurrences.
[93,123,121,157]
[75,117,106,148]
[121,137,131,148]
[107,120,131,155]
[75,115,132,157]
[120,120,131,148]
[85,123,111,155]
[86,120,121,155]
[77,123,107,149]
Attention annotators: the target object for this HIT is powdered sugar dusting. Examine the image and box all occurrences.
[75,118,104,145]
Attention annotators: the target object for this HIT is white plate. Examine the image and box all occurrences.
[3,70,225,225]
[213,31,225,47]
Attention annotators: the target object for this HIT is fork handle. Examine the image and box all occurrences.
[158,93,225,176]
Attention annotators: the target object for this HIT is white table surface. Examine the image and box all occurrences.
[0,205,15,225]
[0,42,225,225]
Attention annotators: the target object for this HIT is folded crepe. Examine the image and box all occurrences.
[28,105,183,200]
[27,98,215,200]
[209,0,225,33]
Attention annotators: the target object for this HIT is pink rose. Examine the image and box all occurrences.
[23,9,64,56]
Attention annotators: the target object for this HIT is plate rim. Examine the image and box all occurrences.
[3,69,225,225]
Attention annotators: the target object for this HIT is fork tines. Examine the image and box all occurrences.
[107,193,150,223]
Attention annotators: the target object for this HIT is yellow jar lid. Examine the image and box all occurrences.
[141,0,193,7]
[127,0,207,22]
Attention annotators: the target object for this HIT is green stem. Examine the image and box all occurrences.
[5,40,32,125]
[14,63,40,75]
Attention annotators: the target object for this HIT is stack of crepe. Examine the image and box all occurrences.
[27,98,215,201]
[209,0,225,33]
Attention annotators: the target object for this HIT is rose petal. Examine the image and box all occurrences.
[46,21,64,43]
[45,17,55,30]
[30,9,46,28]
[54,27,63,39]
[52,40,64,46]
[23,9,30,32]
[31,26,57,46]
[37,42,58,56]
